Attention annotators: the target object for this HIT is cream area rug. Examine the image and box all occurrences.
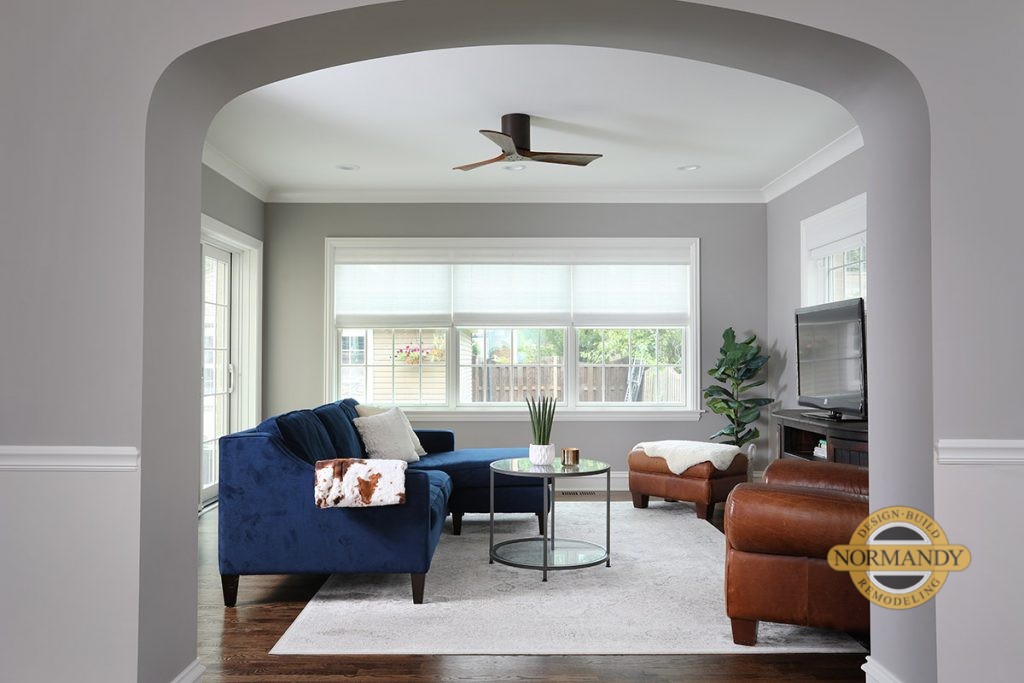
[271,502,866,655]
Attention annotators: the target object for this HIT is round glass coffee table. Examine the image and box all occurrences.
[489,457,611,581]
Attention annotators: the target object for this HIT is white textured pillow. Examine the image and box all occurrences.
[352,408,420,462]
[355,404,427,456]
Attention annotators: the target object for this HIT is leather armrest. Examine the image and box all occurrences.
[763,458,868,497]
[725,483,868,559]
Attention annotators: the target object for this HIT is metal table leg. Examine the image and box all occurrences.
[542,475,548,581]
[551,475,555,549]
[606,469,611,567]
[489,467,494,564]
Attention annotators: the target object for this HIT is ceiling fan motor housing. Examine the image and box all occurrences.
[501,113,531,150]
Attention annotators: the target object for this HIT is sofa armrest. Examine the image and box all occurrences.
[414,429,455,454]
[763,458,868,497]
[725,482,868,559]
[219,432,440,575]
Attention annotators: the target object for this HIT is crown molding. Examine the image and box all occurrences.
[202,142,270,202]
[0,445,140,472]
[935,439,1024,465]
[266,188,765,204]
[206,126,861,205]
[761,127,863,202]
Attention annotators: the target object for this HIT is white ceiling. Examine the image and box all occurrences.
[205,45,858,202]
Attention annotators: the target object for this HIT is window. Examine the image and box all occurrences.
[337,328,447,405]
[199,214,263,509]
[801,193,867,306]
[458,327,566,403]
[577,328,685,404]
[814,244,866,302]
[327,238,699,415]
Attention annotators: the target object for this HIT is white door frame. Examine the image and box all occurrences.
[200,215,263,435]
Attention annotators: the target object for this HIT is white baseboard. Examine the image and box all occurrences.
[0,445,139,472]
[862,656,904,683]
[170,658,206,683]
[935,439,1024,465]
[556,471,629,492]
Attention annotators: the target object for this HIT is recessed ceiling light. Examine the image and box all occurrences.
[503,164,527,171]
[335,163,360,171]
[677,164,701,171]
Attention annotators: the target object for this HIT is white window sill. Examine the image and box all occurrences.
[401,409,704,423]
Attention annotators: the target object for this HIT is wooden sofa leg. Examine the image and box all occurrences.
[631,492,649,509]
[696,502,712,520]
[731,617,759,646]
[537,512,545,535]
[452,512,464,535]
[411,573,425,604]
[221,574,239,607]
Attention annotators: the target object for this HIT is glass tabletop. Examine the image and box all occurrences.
[490,457,610,477]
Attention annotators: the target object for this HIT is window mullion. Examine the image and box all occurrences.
[567,326,578,410]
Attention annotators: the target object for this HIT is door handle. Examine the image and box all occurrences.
[227,363,235,395]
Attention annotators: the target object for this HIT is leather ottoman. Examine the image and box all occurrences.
[627,449,748,521]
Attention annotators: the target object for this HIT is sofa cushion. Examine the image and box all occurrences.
[338,398,361,422]
[312,403,363,459]
[353,408,420,462]
[356,404,427,456]
[337,399,367,455]
[409,448,534,489]
[275,410,335,466]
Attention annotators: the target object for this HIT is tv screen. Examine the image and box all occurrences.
[796,298,866,419]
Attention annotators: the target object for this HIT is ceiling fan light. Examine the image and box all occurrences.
[503,164,527,171]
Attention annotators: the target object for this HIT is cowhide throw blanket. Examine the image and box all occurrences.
[314,458,407,508]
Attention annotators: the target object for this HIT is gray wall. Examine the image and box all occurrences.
[263,203,768,473]
[9,1,1023,681]
[201,164,265,241]
[765,149,867,408]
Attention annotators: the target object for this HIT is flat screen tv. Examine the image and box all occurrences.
[795,298,866,420]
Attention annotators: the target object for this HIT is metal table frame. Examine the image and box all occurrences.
[489,458,611,581]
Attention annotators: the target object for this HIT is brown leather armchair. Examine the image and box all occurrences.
[724,459,869,645]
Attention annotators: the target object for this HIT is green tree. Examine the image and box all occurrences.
[703,328,773,448]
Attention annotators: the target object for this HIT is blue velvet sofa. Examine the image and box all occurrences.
[218,399,542,604]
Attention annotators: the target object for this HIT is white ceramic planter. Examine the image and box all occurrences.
[528,443,557,466]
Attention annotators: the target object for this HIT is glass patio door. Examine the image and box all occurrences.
[201,243,233,507]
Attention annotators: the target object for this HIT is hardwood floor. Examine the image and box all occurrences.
[198,502,867,682]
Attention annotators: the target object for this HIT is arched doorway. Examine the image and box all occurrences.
[143,1,932,680]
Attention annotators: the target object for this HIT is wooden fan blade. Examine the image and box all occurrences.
[524,151,603,166]
[453,153,505,171]
[479,130,519,156]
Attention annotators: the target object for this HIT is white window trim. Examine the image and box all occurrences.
[201,214,263,432]
[800,193,867,306]
[324,237,701,420]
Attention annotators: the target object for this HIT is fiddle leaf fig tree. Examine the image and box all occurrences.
[703,328,773,448]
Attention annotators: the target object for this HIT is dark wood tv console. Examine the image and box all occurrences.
[772,409,868,468]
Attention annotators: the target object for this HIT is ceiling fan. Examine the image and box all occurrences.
[453,113,603,171]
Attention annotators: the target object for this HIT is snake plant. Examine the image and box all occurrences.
[526,394,556,445]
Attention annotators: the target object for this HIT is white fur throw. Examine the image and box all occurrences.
[314,458,407,508]
[631,440,741,475]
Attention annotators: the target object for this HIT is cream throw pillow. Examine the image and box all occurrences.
[352,408,419,462]
[355,404,427,456]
